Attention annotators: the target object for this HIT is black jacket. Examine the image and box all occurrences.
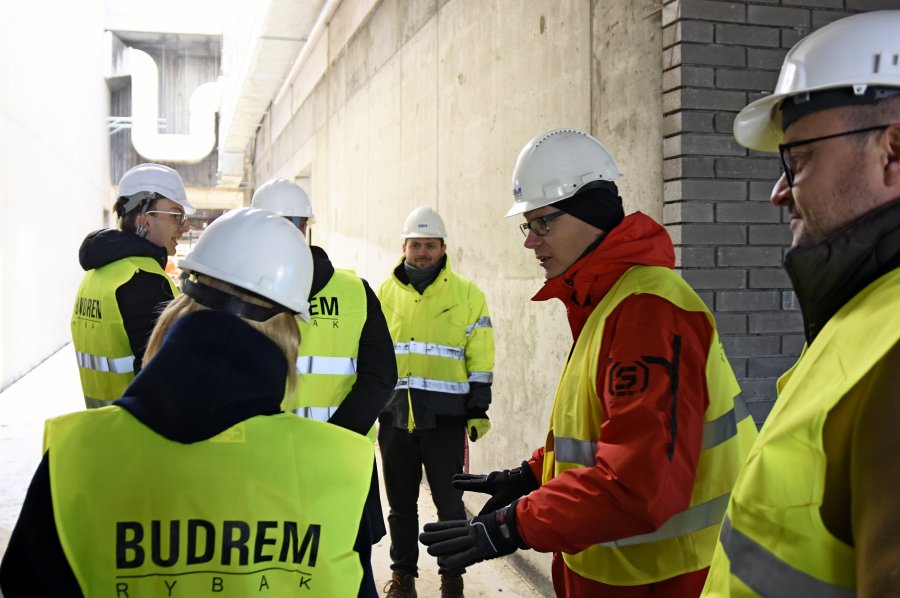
[0,310,377,597]
[308,246,396,545]
[78,229,175,372]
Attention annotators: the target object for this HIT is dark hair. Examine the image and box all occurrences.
[114,195,160,233]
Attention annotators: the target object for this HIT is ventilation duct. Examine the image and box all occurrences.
[128,48,220,163]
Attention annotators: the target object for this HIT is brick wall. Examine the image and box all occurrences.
[660,0,892,424]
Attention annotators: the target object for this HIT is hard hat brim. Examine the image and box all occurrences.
[733,93,784,153]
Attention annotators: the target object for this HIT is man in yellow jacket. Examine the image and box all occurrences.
[378,206,494,598]
[701,10,900,597]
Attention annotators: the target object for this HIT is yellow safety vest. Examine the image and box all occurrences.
[45,406,372,597]
[546,265,757,586]
[701,268,900,597]
[282,269,369,435]
[71,256,178,408]
[378,257,494,399]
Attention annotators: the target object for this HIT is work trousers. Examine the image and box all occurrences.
[378,420,466,577]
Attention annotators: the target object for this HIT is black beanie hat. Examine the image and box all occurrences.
[551,180,624,232]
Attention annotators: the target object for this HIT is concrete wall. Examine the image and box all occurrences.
[0,0,111,390]
[251,0,662,585]
[248,0,885,586]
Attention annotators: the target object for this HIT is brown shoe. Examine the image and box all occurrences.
[440,574,464,598]
[383,571,417,598]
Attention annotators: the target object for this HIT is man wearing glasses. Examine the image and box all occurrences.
[421,129,756,597]
[701,11,900,597]
[71,163,193,408]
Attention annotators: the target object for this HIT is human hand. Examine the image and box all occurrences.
[467,418,491,442]
[453,461,539,515]
[419,503,526,570]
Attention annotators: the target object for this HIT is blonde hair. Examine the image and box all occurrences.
[145,274,300,395]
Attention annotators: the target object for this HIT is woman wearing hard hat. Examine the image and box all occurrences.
[2,208,378,597]
[71,163,194,409]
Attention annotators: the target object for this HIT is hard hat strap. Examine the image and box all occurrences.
[182,278,290,322]
[117,191,162,217]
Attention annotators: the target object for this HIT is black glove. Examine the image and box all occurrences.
[453,461,539,515]
[419,503,527,570]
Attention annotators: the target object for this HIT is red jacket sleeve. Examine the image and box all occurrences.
[516,294,713,553]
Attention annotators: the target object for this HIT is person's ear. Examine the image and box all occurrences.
[882,124,900,188]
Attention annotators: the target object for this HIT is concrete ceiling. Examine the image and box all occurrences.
[218,0,326,178]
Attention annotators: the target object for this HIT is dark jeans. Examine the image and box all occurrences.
[378,421,467,577]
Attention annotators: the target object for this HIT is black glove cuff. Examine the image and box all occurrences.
[466,408,488,420]
[492,502,528,551]
[519,461,540,493]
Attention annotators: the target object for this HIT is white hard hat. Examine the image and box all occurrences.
[734,10,900,152]
[179,208,313,321]
[506,129,621,218]
[117,163,195,215]
[402,206,447,239]
[251,178,316,225]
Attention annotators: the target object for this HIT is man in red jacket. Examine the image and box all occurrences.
[421,129,757,597]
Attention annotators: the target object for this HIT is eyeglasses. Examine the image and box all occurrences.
[146,210,188,225]
[778,124,888,187]
[519,210,566,237]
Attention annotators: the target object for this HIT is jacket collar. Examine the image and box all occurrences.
[309,245,335,298]
[531,212,676,339]
[785,196,900,343]
[78,228,168,270]
[115,310,287,443]
[392,254,449,293]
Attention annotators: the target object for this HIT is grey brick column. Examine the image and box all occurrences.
[660,0,877,425]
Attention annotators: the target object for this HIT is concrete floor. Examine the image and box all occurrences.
[0,344,549,596]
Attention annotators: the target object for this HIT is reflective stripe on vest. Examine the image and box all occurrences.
[46,407,372,596]
[718,516,855,598]
[601,493,730,548]
[703,269,900,596]
[394,341,464,361]
[466,316,492,336]
[395,376,469,394]
[295,405,339,422]
[546,265,757,585]
[556,396,752,466]
[468,371,493,383]
[75,351,135,374]
[283,269,366,414]
[378,256,494,406]
[71,256,177,407]
[296,355,358,375]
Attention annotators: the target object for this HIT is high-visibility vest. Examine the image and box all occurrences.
[282,269,370,437]
[45,406,373,597]
[546,265,757,586]
[701,268,900,597]
[71,256,178,408]
[378,257,494,399]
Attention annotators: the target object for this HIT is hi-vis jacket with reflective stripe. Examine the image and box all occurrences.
[546,265,757,586]
[378,256,493,429]
[45,406,373,597]
[282,269,368,433]
[702,268,900,597]
[71,256,177,408]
